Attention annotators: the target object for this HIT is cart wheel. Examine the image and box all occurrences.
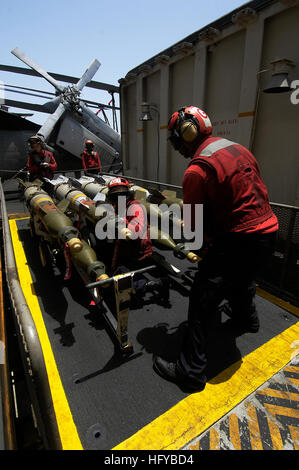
[120,341,134,356]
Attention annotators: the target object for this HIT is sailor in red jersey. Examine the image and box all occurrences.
[105,178,168,301]
[153,106,278,391]
[27,135,57,180]
[81,140,102,174]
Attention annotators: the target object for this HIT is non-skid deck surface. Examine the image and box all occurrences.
[185,360,299,450]
[9,217,299,450]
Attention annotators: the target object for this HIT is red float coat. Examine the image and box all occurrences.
[183,136,278,236]
[81,150,102,172]
[27,150,57,180]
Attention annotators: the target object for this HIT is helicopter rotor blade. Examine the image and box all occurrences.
[0,85,55,101]
[1,83,56,96]
[3,99,49,113]
[11,47,64,93]
[38,102,67,141]
[75,59,101,91]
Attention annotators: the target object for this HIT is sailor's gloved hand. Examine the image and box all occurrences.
[120,228,132,240]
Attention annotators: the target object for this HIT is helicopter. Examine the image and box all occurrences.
[0,48,122,177]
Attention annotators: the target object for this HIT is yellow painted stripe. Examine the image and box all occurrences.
[8,213,29,220]
[246,402,263,450]
[287,377,299,387]
[136,129,144,133]
[209,427,220,450]
[9,219,83,450]
[32,197,53,206]
[71,193,86,206]
[264,403,299,420]
[257,388,299,402]
[113,321,299,450]
[188,441,199,450]
[256,287,299,318]
[284,365,299,373]
[160,125,168,130]
[8,216,30,221]
[229,413,242,450]
[266,417,284,450]
[289,425,299,450]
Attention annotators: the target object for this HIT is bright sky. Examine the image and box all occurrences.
[1,0,246,125]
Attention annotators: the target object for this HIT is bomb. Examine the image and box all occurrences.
[19,179,108,285]
[71,175,184,232]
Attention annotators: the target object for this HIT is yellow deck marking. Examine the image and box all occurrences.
[209,427,220,450]
[264,403,299,420]
[8,213,29,220]
[284,365,299,373]
[246,402,263,450]
[114,320,299,450]
[256,287,299,318]
[188,442,199,450]
[257,388,299,402]
[289,425,299,450]
[8,216,30,221]
[229,413,242,450]
[266,416,284,450]
[9,219,83,450]
[288,377,299,387]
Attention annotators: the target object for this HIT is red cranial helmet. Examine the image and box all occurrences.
[168,106,212,150]
[85,140,94,150]
[107,177,131,199]
[28,134,44,148]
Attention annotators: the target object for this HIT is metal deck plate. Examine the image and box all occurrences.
[185,360,299,450]
[9,217,299,450]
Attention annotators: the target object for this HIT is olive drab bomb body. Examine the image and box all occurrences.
[70,176,199,263]
[71,175,184,233]
[21,179,83,251]
[45,176,108,225]
[149,227,200,263]
[19,179,108,285]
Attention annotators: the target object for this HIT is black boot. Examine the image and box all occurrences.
[144,278,170,302]
[153,356,206,392]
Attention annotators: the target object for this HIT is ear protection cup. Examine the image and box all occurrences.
[176,108,200,143]
[180,121,198,142]
[168,106,212,150]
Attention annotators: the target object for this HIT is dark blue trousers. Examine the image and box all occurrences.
[177,231,277,379]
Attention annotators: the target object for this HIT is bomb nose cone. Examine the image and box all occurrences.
[68,238,83,253]
[187,252,201,263]
[97,273,110,288]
